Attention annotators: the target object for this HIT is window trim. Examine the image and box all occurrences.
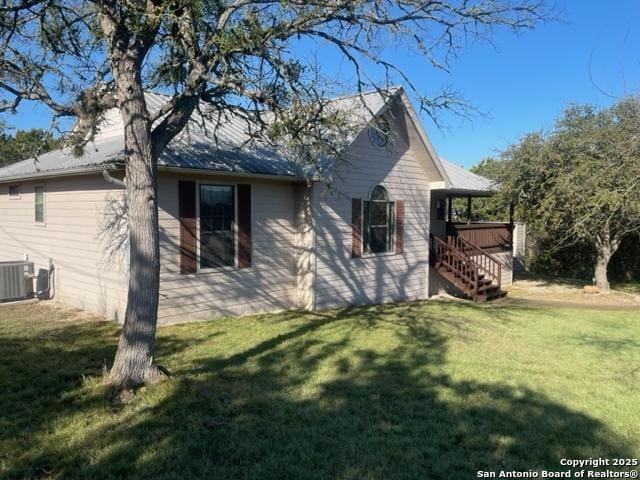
[368,115,391,148]
[34,184,46,226]
[362,184,396,256]
[195,181,238,273]
[8,184,21,200]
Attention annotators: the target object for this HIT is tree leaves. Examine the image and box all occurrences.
[501,97,640,284]
[0,127,62,167]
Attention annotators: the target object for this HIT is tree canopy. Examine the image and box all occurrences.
[0,127,62,167]
[499,96,640,289]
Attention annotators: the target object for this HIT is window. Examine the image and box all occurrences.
[9,185,20,199]
[199,184,235,269]
[363,185,395,253]
[368,115,391,147]
[436,198,445,221]
[34,185,45,224]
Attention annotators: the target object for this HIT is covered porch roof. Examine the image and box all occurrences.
[431,158,497,197]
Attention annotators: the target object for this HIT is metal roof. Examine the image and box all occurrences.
[0,89,399,183]
[434,158,497,196]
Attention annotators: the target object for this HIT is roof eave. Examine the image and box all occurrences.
[397,92,452,186]
[431,187,496,197]
[158,165,306,182]
[0,163,121,184]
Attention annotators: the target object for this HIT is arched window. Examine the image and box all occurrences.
[363,185,395,253]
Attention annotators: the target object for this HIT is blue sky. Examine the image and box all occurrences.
[4,0,639,168]
[420,0,640,167]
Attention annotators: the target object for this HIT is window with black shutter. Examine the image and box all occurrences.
[199,184,235,269]
[363,185,395,254]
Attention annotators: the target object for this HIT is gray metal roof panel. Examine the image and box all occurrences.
[435,158,497,194]
[0,89,400,181]
[0,137,125,181]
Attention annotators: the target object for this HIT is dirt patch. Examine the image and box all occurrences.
[0,300,106,324]
[505,279,640,310]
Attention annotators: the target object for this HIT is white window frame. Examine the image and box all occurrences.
[8,184,21,200]
[34,184,46,226]
[195,180,238,273]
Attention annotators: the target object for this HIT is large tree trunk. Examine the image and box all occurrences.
[107,63,166,388]
[593,231,620,292]
[594,248,611,291]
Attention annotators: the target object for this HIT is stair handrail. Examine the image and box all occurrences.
[447,235,502,288]
[450,234,503,264]
[431,235,486,291]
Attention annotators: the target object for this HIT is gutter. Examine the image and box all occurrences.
[429,187,497,197]
[0,163,122,184]
[0,162,305,185]
[158,165,306,182]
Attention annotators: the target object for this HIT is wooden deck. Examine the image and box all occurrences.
[446,222,513,251]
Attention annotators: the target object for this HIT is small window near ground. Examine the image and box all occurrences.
[199,184,235,269]
[34,185,45,224]
[363,185,395,253]
[8,185,20,199]
[436,198,445,221]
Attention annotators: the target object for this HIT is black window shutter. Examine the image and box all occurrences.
[178,181,197,274]
[352,198,362,258]
[395,200,405,254]
[237,184,252,269]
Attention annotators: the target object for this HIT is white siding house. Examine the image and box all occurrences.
[0,88,512,323]
[311,99,434,309]
[156,173,300,323]
[0,175,128,319]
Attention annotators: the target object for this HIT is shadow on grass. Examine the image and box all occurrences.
[565,334,640,352]
[0,302,634,480]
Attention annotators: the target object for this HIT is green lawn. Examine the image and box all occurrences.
[0,300,639,480]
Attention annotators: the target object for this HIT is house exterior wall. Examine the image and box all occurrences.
[429,190,448,239]
[155,172,299,324]
[0,174,128,319]
[492,250,514,286]
[294,184,315,311]
[513,222,526,273]
[311,100,432,310]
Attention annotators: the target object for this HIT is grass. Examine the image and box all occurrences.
[0,299,639,480]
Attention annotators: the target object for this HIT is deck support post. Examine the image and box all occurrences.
[509,203,515,247]
[466,195,472,224]
[447,196,453,223]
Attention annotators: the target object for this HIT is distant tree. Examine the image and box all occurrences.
[501,97,640,290]
[0,128,62,167]
[448,157,512,223]
[469,157,511,222]
[0,0,552,388]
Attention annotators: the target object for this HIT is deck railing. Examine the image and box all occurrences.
[446,235,502,288]
[446,222,513,251]
[430,235,502,301]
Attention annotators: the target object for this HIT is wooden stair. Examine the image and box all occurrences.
[431,235,507,303]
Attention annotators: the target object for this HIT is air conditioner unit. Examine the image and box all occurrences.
[0,261,35,301]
